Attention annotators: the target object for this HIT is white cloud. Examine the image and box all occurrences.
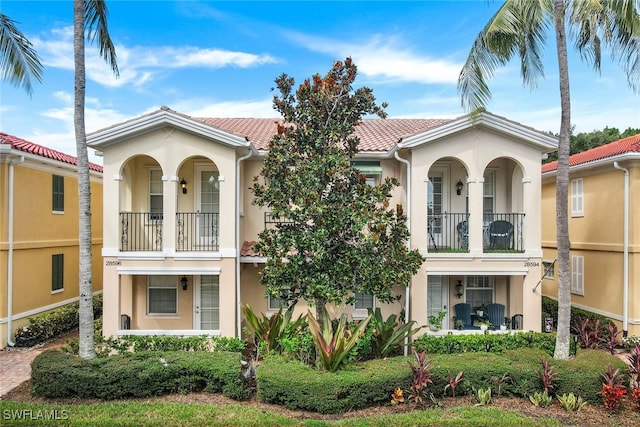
[175,98,277,118]
[284,31,461,84]
[33,26,279,89]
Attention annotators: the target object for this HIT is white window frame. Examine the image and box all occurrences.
[149,168,163,222]
[51,253,64,293]
[542,261,555,280]
[571,255,584,295]
[571,178,584,217]
[268,295,289,311]
[483,170,495,217]
[465,276,494,310]
[353,292,374,320]
[147,275,178,315]
[352,161,382,187]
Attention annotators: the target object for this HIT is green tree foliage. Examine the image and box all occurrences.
[544,126,640,163]
[252,58,424,321]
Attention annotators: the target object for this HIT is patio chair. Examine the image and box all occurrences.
[486,303,505,329]
[488,220,514,249]
[456,220,468,249]
[454,303,475,329]
[512,314,523,330]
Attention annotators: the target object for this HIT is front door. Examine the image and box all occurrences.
[194,275,220,331]
[195,165,220,248]
[427,275,449,329]
[427,166,449,249]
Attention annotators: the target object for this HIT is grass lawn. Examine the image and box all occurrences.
[0,400,561,426]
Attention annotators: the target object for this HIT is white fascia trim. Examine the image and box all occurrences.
[399,112,557,151]
[240,256,267,264]
[117,329,220,337]
[116,266,222,275]
[87,110,248,149]
[427,268,529,275]
[0,290,103,324]
[541,153,640,178]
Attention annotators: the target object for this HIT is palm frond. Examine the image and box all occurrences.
[84,0,119,77]
[0,13,43,95]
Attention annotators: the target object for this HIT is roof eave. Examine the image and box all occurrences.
[541,152,640,177]
[399,111,558,151]
[87,109,249,149]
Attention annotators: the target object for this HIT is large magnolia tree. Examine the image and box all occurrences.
[458,0,639,359]
[252,58,424,323]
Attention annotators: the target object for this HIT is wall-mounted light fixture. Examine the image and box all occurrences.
[180,179,187,194]
[180,276,188,291]
[456,180,464,196]
[455,280,464,298]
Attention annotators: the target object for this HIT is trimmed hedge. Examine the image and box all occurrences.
[257,348,626,413]
[413,331,556,356]
[14,294,103,347]
[31,349,246,400]
[257,355,413,413]
[542,296,615,331]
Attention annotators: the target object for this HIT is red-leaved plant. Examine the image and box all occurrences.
[406,349,433,405]
[444,371,464,398]
[600,363,627,411]
[539,359,556,395]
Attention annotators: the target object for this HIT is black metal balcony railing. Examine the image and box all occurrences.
[264,212,293,229]
[483,213,525,253]
[120,212,163,252]
[176,212,219,252]
[427,212,525,253]
[427,212,469,252]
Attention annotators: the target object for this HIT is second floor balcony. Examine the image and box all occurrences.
[120,212,219,252]
[428,212,525,254]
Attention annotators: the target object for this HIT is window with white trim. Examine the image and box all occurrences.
[465,276,494,310]
[148,275,177,314]
[149,169,163,221]
[543,261,555,280]
[268,295,288,311]
[571,256,584,295]
[52,254,64,292]
[352,161,382,186]
[483,171,495,216]
[571,178,584,217]
[354,292,374,310]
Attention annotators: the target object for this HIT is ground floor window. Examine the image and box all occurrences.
[148,275,177,314]
[466,276,494,311]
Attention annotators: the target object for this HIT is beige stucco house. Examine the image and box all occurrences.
[87,107,556,339]
[541,133,639,337]
[0,133,103,348]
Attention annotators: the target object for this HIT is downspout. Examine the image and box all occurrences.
[6,153,25,346]
[236,146,257,338]
[394,148,411,356]
[613,161,629,338]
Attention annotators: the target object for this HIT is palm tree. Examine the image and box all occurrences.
[74,0,118,359]
[0,13,42,94]
[458,0,639,359]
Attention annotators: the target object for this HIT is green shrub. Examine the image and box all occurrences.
[542,296,614,333]
[31,349,244,400]
[413,331,556,356]
[102,334,245,354]
[14,294,103,347]
[257,355,412,413]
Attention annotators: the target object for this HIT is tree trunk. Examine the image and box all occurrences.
[74,0,95,360]
[315,297,327,327]
[553,0,572,360]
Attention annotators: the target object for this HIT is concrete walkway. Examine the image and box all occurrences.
[0,333,74,398]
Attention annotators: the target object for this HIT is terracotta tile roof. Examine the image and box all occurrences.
[240,240,260,257]
[0,132,103,173]
[542,133,640,173]
[195,117,452,152]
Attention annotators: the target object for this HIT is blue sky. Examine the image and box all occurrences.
[2,0,639,164]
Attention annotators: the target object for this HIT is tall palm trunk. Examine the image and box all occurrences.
[553,0,571,360]
[74,0,95,359]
